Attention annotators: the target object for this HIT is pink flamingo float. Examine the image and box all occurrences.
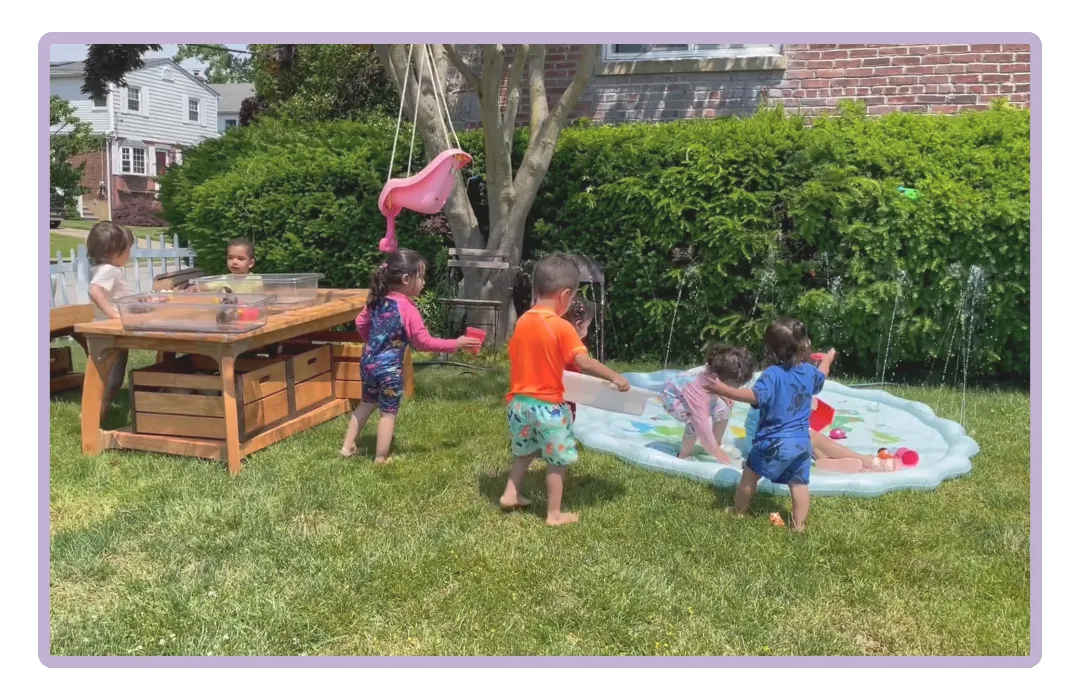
[377,149,472,253]
[376,44,475,253]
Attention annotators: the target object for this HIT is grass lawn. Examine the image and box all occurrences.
[48,232,86,256]
[61,219,168,237]
[48,349,1030,656]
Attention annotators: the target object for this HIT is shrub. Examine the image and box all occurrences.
[160,102,1030,379]
[523,102,1029,379]
[159,117,441,289]
[113,195,167,227]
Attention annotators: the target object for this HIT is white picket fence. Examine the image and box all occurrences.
[49,232,197,308]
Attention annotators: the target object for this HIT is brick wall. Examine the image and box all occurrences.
[69,146,108,218]
[452,43,1030,127]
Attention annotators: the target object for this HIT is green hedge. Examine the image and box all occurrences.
[159,117,445,290]
[520,103,1029,379]
[160,103,1029,379]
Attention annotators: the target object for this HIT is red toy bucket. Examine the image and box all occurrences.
[810,399,835,433]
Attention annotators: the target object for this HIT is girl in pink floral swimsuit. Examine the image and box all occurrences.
[340,249,480,462]
[660,345,754,464]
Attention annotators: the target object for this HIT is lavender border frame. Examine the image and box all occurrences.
[38,32,1041,668]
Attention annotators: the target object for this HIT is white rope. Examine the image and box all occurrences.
[406,46,428,179]
[424,45,451,150]
[427,44,462,150]
[387,43,415,181]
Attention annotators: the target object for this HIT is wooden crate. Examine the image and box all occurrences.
[289,344,335,413]
[281,332,415,403]
[129,346,334,442]
[330,343,365,400]
[50,346,73,376]
[49,345,84,394]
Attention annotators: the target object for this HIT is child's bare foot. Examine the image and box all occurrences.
[499,494,533,510]
[723,506,747,517]
[545,511,580,526]
[374,455,393,465]
[340,445,357,458]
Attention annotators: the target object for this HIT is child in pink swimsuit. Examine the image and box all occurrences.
[660,345,753,464]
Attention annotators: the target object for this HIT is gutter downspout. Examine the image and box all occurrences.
[105,86,115,220]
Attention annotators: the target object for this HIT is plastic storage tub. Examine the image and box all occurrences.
[192,274,324,310]
[562,371,654,416]
[115,292,270,334]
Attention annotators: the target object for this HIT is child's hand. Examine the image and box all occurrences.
[455,335,482,351]
[811,397,819,411]
[612,375,631,392]
[705,378,727,396]
[826,348,837,361]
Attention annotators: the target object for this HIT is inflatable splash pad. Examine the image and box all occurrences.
[573,369,979,498]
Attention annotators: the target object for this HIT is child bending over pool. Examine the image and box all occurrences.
[707,317,831,532]
[660,344,754,464]
[339,249,481,462]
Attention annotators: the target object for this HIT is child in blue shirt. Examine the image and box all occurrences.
[707,317,834,532]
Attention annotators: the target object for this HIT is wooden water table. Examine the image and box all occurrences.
[76,289,413,474]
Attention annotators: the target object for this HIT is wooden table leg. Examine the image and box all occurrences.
[81,339,118,456]
[71,332,88,356]
[404,348,415,398]
[220,353,242,475]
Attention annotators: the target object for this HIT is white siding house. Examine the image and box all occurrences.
[210,83,254,133]
[49,59,219,220]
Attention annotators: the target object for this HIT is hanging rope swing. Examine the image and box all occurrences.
[378,44,473,253]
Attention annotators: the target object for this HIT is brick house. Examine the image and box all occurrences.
[50,58,220,221]
[452,43,1031,127]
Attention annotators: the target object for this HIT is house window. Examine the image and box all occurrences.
[126,86,141,112]
[225,118,237,130]
[188,98,200,122]
[604,44,782,60]
[92,94,107,108]
[121,146,147,175]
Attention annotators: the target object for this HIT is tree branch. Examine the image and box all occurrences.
[479,44,505,105]
[527,45,548,136]
[501,45,528,145]
[443,44,480,92]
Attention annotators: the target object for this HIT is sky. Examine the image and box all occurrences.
[49,44,249,75]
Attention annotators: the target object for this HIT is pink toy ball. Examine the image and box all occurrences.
[829,428,846,440]
[894,447,919,467]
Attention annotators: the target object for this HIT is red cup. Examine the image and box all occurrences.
[811,352,827,362]
[895,447,919,467]
[810,399,835,433]
[465,327,486,354]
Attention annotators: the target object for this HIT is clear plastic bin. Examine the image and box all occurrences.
[192,274,324,310]
[563,371,654,416]
[115,292,270,334]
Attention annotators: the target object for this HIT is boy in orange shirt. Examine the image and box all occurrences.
[500,254,630,526]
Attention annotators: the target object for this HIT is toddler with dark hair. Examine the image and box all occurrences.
[660,344,754,464]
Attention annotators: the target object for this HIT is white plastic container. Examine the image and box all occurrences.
[115,292,270,334]
[563,371,654,416]
[192,274,324,311]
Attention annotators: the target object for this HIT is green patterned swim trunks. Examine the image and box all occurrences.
[507,395,578,467]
